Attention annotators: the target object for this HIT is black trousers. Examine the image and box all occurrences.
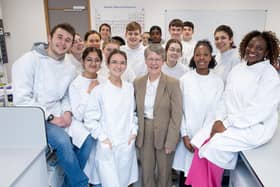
[179,171,192,187]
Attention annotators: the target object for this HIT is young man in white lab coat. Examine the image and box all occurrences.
[12,23,91,187]
[120,21,147,78]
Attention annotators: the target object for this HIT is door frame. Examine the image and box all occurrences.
[43,0,91,36]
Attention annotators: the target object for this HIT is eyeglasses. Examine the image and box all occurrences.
[146,57,162,62]
[168,47,181,53]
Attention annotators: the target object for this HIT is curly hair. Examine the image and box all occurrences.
[239,30,280,65]
[189,40,217,69]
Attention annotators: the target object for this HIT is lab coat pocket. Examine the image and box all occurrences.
[128,138,136,146]
[123,143,134,160]
[116,142,138,185]
[100,141,111,149]
[96,141,113,161]
[95,142,119,187]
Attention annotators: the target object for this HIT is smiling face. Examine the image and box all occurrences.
[214,31,233,53]
[125,30,141,49]
[194,45,212,74]
[83,51,101,76]
[142,32,150,46]
[71,34,84,55]
[169,26,183,40]
[85,33,101,49]
[145,51,164,78]
[166,42,182,66]
[100,25,111,41]
[108,53,127,78]
[182,26,194,41]
[150,29,162,44]
[103,43,120,62]
[245,36,268,65]
[48,28,73,59]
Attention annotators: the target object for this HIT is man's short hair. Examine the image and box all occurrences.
[168,19,184,29]
[126,21,142,33]
[50,23,75,39]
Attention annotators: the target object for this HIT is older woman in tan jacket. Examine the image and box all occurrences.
[134,44,183,187]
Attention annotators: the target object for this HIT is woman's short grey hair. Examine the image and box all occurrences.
[144,44,166,60]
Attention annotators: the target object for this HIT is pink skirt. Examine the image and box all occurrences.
[185,141,224,187]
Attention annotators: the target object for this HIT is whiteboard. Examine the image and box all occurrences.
[165,9,267,53]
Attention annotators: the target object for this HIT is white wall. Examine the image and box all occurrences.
[2,0,280,81]
[91,0,280,38]
[2,0,47,81]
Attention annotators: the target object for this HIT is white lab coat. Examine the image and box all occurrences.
[68,74,106,184]
[192,60,280,170]
[120,44,147,77]
[172,70,224,175]
[12,49,76,118]
[213,48,240,83]
[181,39,197,66]
[65,53,83,77]
[162,62,187,80]
[68,74,106,148]
[84,80,138,187]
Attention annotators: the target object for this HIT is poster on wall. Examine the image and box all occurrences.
[94,6,145,39]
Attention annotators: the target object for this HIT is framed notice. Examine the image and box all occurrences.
[94,6,145,38]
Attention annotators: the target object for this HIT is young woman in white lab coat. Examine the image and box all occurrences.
[98,39,136,82]
[68,47,105,187]
[213,25,240,83]
[162,39,187,79]
[186,31,280,187]
[172,40,224,187]
[84,49,138,187]
[162,38,188,187]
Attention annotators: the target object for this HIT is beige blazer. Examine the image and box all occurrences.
[134,73,183,151]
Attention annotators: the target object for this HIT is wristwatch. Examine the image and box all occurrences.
[47,114,54,122]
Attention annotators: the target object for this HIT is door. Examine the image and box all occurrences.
[44,0,90,37]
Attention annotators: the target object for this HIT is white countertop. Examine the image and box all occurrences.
[241,124,280,187]
[0,147,46,187]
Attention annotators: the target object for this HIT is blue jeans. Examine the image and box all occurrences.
[46,122,92,187]
[77,139,102,187]
[73,134,94,169]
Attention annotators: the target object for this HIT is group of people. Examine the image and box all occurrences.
[11,18,280,187]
